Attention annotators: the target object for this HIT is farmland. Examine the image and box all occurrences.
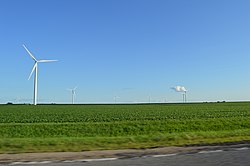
[0,102,250,153]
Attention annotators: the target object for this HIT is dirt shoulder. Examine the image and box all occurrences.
[0,141,250,163]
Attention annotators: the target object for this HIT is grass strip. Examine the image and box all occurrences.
[0,129,250,153]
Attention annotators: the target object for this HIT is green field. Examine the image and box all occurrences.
[0,102,250,153]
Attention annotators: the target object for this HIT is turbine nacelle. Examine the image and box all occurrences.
[67,87,77,92]
[23,45,58,80]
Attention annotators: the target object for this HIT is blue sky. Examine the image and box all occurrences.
[0,0,249,103]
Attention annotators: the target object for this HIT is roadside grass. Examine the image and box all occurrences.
[1,130,250,153]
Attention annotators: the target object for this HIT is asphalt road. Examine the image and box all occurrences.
[5,148,250,166]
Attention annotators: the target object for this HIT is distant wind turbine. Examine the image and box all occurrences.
[23,44,58,105]
[114,96,120,104]
[162,97,167,103]
[67,87,77,104]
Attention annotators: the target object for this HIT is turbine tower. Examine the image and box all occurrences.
[114,96,120,104]
[67,87,77,104]
[182,91,187,103]
[184,91,187,103]
[23,44,58,105]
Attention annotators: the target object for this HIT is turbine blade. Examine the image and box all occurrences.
[28,63,37,80]
[74,86,77,90]
[23,44,37,61]
[38,60,58,63]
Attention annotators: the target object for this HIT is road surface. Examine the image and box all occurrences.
[4,147,249,166]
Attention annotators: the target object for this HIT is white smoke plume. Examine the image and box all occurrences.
[172,86,187,92]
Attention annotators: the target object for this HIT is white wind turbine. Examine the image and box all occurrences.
[67,87,77,104]
[114,96,120,104]
[23,44,58,105]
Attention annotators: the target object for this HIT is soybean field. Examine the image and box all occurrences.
[0,102,250,153]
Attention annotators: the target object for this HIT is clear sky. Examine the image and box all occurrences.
[0,0,249,104]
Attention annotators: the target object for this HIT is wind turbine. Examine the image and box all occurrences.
[67,87,77,104]
[23,44,58,105]
[184,91,187,103]
[162,97,167,103]
[114,96,120,104]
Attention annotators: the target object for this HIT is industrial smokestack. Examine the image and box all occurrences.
[171,86,188,103]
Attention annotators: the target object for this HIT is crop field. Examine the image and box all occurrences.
[0,102,250,153]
